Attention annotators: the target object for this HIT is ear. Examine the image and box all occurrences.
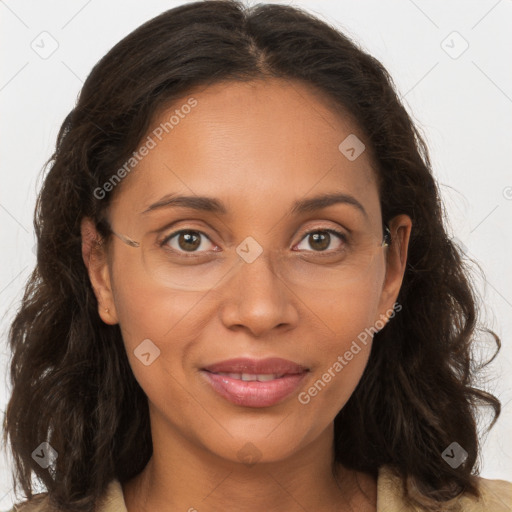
[80,217,118,325]
[375,214,412,326]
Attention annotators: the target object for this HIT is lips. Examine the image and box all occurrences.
[201,357,309,408]
[203,357,308,375]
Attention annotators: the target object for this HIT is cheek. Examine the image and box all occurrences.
[300,277,383,414]
[111,267,206,375]
[110,244,205,344]
[113,284,208,426]
[110,276,221,441]
[302,270,383,337]
[301,335,372,424]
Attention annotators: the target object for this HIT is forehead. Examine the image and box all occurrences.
[109,78,380,226]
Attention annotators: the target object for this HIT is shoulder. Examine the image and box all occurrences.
[459,475,512,511]
[6,492,48,512]
[377,465,512,511]
[6,479,126,512]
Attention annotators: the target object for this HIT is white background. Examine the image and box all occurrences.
[1,0,511,508]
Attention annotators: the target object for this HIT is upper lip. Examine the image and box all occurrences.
[202,357,309,375]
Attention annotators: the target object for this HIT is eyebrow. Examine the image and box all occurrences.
[141,192,368,218]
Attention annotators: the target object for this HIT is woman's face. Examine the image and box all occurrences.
[83,78,411,464]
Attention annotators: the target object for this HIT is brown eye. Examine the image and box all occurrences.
[296,229,347,253]
[161,230,216,253]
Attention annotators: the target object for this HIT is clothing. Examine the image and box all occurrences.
[8,465,512,511]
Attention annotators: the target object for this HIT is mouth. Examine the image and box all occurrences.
[209,372,290,382]
[201,357,309,408]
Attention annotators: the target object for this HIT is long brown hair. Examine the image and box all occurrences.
[2,1,501,510]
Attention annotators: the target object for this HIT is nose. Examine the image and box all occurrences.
[218,248,299,338]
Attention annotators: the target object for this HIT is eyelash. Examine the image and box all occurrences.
[159,227,348,256]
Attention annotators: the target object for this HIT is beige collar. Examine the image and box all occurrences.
[37,465,512,511]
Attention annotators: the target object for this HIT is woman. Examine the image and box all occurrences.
[3,1,511,511]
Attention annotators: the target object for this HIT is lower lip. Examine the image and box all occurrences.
[201,371,308,408]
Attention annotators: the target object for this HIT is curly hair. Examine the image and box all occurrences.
[2,1,501,510]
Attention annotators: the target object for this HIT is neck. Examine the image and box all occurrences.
[122,418,376,512]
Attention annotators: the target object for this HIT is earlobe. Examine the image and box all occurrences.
[80,217,118,325]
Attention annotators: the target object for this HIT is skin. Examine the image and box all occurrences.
[81,77,412,512]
